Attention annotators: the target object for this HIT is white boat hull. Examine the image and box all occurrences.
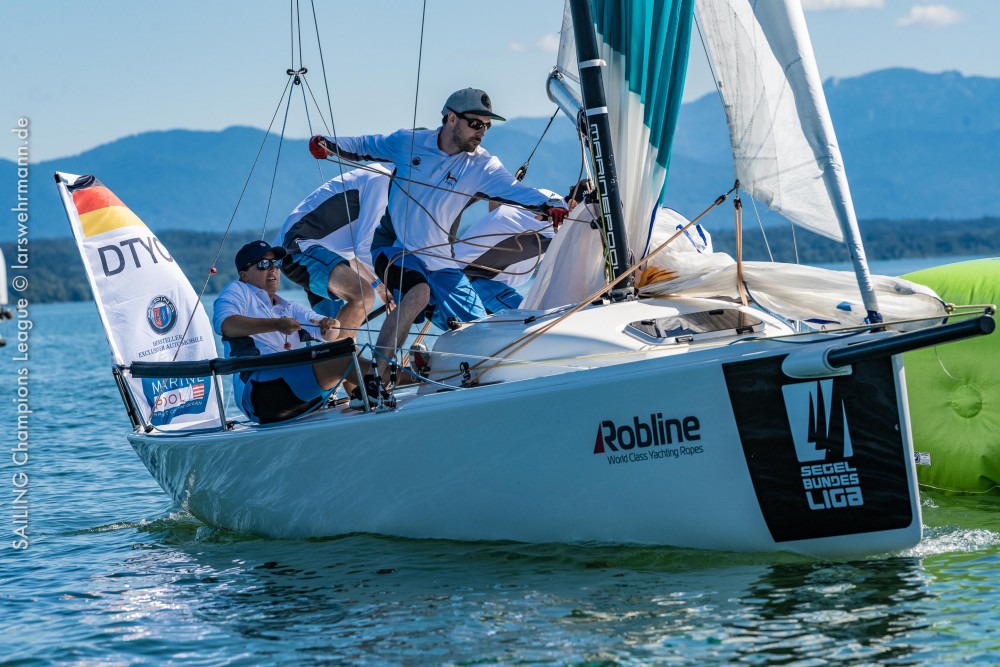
[128,307,922,558]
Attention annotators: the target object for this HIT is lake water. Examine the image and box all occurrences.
[3,261,1000,665]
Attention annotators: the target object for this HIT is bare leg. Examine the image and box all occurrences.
[350,258,394,313]
[374,283,429,382]
[327,262,375,339]
[311,356,356,391]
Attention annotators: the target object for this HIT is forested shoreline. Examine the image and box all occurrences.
[4,217,999,304]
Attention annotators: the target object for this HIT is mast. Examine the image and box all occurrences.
[568,0,633,297]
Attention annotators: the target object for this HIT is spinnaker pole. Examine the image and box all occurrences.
[569,0,633,296]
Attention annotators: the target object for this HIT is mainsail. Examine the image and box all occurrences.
[56,173,221,429]
[524,0,695,309]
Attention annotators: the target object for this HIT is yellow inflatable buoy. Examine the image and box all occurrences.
[903,258,1000,494]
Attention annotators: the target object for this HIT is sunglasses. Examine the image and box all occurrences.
[454,111,491,131]
[252,258,282,270]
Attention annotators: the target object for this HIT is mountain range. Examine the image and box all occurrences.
[4,68,999,242]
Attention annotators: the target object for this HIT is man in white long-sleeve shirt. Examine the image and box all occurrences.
[309,87,567,383]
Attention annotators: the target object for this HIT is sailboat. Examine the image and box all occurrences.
[0,247,10,346]
[57,0,993,558]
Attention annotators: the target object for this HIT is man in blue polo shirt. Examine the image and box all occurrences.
[213,240,354,423]
[309,87,568,384]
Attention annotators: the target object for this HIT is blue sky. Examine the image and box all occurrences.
[2,0,996,162]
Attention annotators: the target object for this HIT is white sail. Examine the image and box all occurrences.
[695,0,881,318]
[0,247,7,307]
[56,172,222,430]
[695,0,860,243]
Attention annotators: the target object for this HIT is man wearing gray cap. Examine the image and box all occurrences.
[309,87,568,387]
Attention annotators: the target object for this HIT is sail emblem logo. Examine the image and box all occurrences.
[146,295,177,335]
[781,379,853,463]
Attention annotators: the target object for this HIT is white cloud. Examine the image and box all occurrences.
[896,4,963,26]
[508,41,528,53]
[536,33,561,53]
[801,0,884,10]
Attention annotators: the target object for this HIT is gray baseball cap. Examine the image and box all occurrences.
[442,88,506,121]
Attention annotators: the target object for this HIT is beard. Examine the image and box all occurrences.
[452,125,481,153]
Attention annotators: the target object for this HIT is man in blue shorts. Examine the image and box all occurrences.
[213,240,355,423]
[273,165,393,335]
[309,87,568,383]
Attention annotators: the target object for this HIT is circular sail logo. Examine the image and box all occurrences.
[146,295,177,334]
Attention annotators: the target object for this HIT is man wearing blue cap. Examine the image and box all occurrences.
[212,240,354,423]
[308,87,568,385]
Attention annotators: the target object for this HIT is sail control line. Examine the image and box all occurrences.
[465,184,739,386]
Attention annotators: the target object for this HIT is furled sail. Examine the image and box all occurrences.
[524,0,695,310]
[56,173,221,430]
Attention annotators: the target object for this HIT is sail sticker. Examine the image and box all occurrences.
[142,376,213,426]
[593,413,703,466]
[146,295,178,334]
[723,355,913,542]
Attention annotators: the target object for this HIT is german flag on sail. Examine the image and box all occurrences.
[64,175,146,238]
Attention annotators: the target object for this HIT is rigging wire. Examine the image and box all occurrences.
[171,76,294,362]
[463,184,740,385]
[307,0,380,350]
[298,76,326,183]
[383,0,432,378]
[515,108,560,181]
[259,83,296,239]
[747,195,775,262]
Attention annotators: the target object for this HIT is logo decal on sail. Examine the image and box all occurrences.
[146,295,177,334]
[781,379,853,463]
[142,376,213,426]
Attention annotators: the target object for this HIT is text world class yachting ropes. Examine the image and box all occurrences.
[594,412,704,465]
[10,116,32,550]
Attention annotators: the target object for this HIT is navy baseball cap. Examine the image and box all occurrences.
[442,88,506,121]
[235,240,287,272]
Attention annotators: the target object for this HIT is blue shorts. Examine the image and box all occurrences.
[373,245,486,329]
[240,365,327,424]
[282,245,348,315]
[470,277,523,313]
